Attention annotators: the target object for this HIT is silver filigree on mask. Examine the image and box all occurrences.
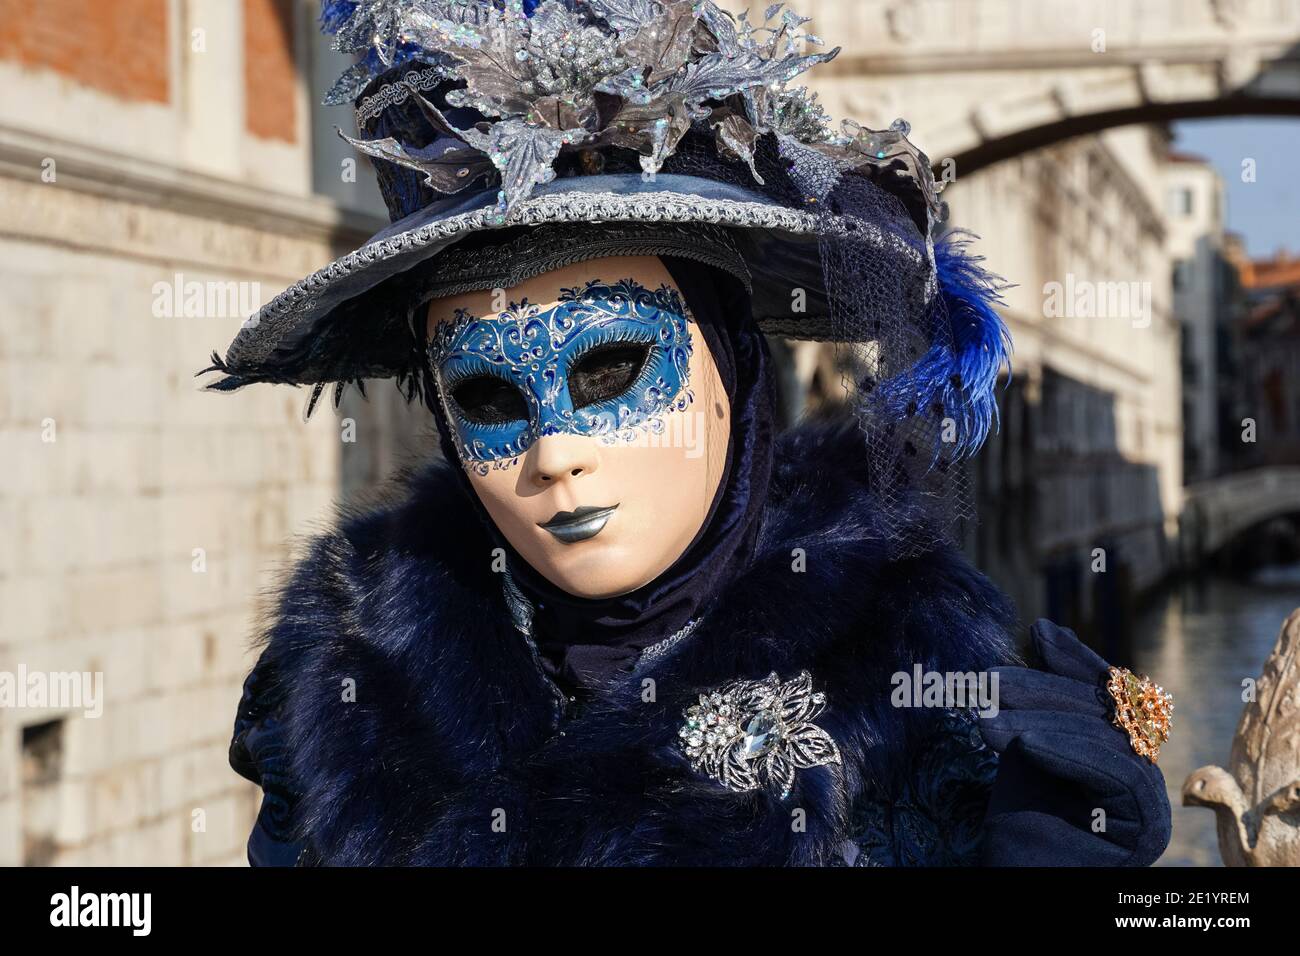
[428,278,693,472]
[679,670,842,799]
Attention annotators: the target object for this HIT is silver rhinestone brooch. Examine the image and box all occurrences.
[678,670,842,800]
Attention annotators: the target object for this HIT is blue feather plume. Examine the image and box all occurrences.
[929,230,1012,457]
[318,1,357,32]
[876,231,1012,461]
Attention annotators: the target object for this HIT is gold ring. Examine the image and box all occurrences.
[1106,666,1173,764]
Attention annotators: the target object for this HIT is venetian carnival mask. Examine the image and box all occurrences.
[426,256,731,599]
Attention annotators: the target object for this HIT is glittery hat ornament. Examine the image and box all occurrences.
[325,0,939,220]
[204,0,1011,554]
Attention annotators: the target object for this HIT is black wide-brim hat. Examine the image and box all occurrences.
[205,0,1011,538]
[208,159,934,391]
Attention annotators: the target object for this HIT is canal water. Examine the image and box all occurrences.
[1127,565,1300,866]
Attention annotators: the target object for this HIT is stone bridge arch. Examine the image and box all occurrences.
[1183,467,1300,555]
[798,0,1300,175]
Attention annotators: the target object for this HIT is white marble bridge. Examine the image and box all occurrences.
[795,0,1300,174]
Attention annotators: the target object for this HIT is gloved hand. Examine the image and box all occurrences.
[977,619,1172,866]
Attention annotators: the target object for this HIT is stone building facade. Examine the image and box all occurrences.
[1163,155,1235,483]
[1235,253,1300,468]
[0,0,387,866]
[941,129,1182,637]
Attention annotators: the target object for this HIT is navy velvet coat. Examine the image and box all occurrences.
[230,421,1172,866]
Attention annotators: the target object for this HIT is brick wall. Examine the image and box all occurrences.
[0,0,170,104]
[243,0,298,143]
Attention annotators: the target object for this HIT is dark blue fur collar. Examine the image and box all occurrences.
[247,420,1018,865]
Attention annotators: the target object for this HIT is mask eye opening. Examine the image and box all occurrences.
[568,340,654,410]
[448,373,529,427]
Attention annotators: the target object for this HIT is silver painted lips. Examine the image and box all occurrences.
[539,504,619,544]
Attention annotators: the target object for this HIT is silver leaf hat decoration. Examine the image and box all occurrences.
[321,0,943,222]
[678,670,842,799]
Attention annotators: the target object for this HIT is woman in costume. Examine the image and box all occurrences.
[210,0,1173,866]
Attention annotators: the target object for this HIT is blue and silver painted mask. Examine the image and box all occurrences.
[428,278,694,473]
